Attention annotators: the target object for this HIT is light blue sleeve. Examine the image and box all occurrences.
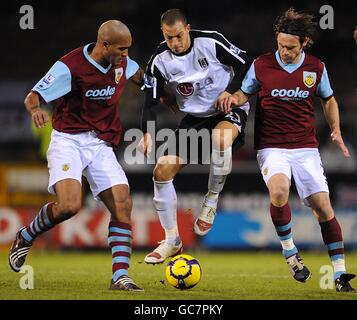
[32,61,72,103]
[316,64,333,99]
[240,61,260,94]
[125,56,139,79]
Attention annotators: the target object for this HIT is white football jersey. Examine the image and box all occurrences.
[142,30,250,117]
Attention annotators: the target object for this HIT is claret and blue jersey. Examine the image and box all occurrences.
[241,50,334,150]
[32,43,139,146]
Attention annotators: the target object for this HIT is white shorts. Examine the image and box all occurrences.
[256,148,329,204]
[47,129,128,198]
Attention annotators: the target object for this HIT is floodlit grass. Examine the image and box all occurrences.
[1,250,356,300]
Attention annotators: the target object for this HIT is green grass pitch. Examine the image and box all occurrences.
[1,250,356,300]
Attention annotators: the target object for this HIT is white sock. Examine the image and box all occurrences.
[164,228,180,245]
[208,147,232,193]
[153,179,179,245]
[205,191,219,208]
[332,258,346,274]
[281,238,295,251]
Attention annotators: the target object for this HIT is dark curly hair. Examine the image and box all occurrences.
[273,7,318,48]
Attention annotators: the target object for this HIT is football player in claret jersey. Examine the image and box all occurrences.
[140,8,250,264]
[219,8,355,292]
[9,20,145,291]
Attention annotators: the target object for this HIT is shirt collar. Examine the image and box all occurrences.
[275,50,305,74]
[83,43,112,74]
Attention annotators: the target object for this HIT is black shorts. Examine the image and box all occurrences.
[161,108,247,164]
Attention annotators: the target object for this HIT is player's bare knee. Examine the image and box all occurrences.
[313,202,334,221]
[56,201,81,219]
[154,164,174,181]
[270,186,289,206]
[112,196,132,222]
[153,165,165,181]
[116,193,132,212]
[118,196,132,214]
[271,193,289,206]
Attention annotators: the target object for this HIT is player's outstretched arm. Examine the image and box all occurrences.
[320,96,351,157]
[215,90,251,114]
[24,92,49,129]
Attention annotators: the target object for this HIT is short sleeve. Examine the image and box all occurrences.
[316,64,333,99]
[240,61,260,94]
[32,61,72,103]
[125,56,139,79]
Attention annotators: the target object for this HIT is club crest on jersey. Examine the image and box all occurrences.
[303,71,316,88]
[176,82,194,96]
[115,67,123,84]
[198,58,209,69]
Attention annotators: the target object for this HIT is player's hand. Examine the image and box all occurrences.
[137,133,153,156]
[31,109,49,128]
[331,129,351,157]
[216,92,238,114]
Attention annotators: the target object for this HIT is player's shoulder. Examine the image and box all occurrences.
[59,46,84,65]
[256,52,275,61]
[304,52,322,63]
[304,53,325,70]
[254,52,275,67]
[152,41,171,58]
[190,29,231,46]
[146,41,171,72]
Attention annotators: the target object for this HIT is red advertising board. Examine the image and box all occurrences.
[0,207,197,249]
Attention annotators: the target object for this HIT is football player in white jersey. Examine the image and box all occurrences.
[140,8,250,264]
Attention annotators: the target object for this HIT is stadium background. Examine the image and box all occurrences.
[0,0,356,298]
